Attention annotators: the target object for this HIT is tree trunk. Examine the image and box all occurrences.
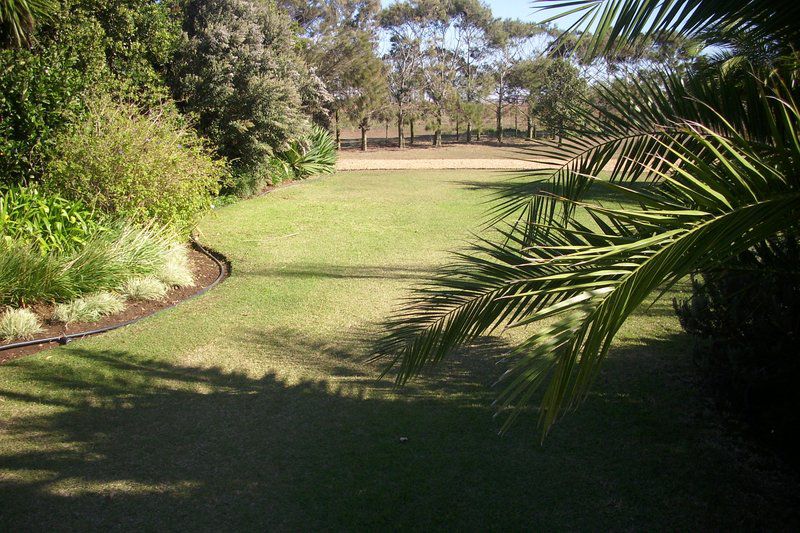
[433,114,442,147]
[466,122,472,143]
[514,106,518,137]
[360,127,367,151]
[385,121,389,146]
[397,113,405,149]
[526,115,533,140]
[410,120,415,145]
[455,118,460,142]
[496,87,504,144]
[334,109,341,150]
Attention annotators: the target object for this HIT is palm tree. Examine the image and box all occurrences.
[375,0,800,439]
[0,0,56,47]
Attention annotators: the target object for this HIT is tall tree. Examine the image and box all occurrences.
[383,33,421,148]
[532,58,587,142]
[486,18,542,143]
[343,39,389,150]
[381,0,461,147]
[507,57,548,139]
[285,0,382,142]
[450,0,493,142]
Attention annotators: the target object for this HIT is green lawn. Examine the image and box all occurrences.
[1,170,797,530]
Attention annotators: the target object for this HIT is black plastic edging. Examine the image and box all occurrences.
[0,239,229,353]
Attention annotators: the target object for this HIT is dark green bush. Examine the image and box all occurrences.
[1,1,184,185]
[675,236,800,455]
[169,0,323,186]
[0,184,102,255]
[44,96,225,231]
[0,19,107,183]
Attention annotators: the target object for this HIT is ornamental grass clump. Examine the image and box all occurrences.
[0,222,177,306]
[53,292,126,324]
[121,277,169,301]
[158,244,194,288]
[0,308,43,342]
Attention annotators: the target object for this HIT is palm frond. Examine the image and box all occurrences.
[376,82,800,437]
[535,0,800,59]
[0,0,56,47]
[488,64,797,238]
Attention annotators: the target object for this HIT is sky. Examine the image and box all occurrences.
[379,0,586,29]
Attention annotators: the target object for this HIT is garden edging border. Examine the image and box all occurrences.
[0,239,229,353]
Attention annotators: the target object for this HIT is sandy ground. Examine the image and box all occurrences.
[336,157,547,171]
[336,141,562,171]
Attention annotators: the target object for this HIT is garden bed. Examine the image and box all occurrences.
[0,244,227,363]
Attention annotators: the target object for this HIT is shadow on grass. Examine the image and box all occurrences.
[239,263,434,281]
[455,176,656,203]
[0,331,798,530]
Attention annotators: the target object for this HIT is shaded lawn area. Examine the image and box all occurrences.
[1,170,798,530]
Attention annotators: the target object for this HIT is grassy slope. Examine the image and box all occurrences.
[1,170,797,530]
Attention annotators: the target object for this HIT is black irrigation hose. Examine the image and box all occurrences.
[0,240,229,353]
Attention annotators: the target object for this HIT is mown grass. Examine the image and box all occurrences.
[0,170,797,530]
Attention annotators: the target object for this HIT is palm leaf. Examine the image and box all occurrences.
[376,79,800,437]
[534,0,800,58]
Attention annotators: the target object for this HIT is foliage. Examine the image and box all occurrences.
[0,20,107,183]
[0,222,175,306]
[54,0,183,104]
[0,184,102,255]
[52,290,126,323]
[486,18,542,143]
[342,52,389,150]
[120,276,169,301]
[0,307,42,341]
[675,236,800,450]
[288,0,382,127]
[170,0,318,181]
[532,58,587,139]
[276,125,338,179]
[375,0,800,439]
[0,0,56,47]
[0,0,184,184]
[45,96,224,231]
[158,244,194,288]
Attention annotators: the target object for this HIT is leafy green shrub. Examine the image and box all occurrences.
[0,19,107,183]
[0,223,175,306]
[120,277,169,301]
[0,184,102,255]
[276,126,338,180]
[45,96,225,231]
[53,291,126,324]
[0,308,43,342]
[170,0,322,185]
[675,236,800,453]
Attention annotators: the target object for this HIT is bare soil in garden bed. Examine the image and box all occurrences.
[0,245,226,364]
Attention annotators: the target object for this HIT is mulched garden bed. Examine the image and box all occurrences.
[0,244,227,364]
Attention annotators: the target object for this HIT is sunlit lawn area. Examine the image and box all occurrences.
[1,170,796,529]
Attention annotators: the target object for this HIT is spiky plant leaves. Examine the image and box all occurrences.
[376,46,800,437]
